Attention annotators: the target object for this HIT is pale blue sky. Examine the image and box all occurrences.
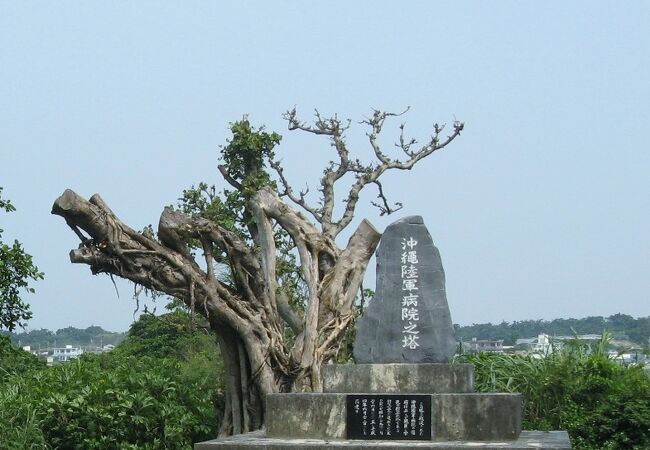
[1,2,649,331]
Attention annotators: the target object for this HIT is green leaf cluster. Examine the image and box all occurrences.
[0,335,45,383]
[0,311,224,450]
[220,120,281,202]
[0,188,44,331]
[176,121,305,313]
[177,121,281,238]
[457,336,650,450]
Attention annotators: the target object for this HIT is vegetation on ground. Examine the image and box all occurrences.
[456,335,650,450]
[4,315,648,449]
[0,310,224,450]
[0,335,44,384]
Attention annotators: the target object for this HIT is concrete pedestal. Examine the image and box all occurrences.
[194,363,571,449]
[323,364,474,394]
[266,393,522,441]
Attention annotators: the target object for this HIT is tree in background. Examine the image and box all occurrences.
[454,314,650,347]
[0,187,44,331]
[52,109,463,435]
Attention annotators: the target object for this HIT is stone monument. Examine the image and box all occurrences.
[195,216,572,449]
[354,215,456,364]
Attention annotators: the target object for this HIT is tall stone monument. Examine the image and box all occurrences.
[195,216,572,449]
[354,216,456,364]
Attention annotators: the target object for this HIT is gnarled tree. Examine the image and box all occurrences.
[52,108,463,436]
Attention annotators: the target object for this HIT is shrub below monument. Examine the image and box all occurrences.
[457,337,650,450]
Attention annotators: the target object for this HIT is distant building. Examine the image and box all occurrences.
[554,334,601,342]
[464,338,505,353]
[515,333,603,356]
[608,351,648,365]
[22,345,37,355]
[51,345,84,362]
[515,333,556,354]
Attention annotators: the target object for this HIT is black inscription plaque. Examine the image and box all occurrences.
[346,394,432,440]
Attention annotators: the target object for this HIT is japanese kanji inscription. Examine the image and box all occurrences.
[354,216,456,363]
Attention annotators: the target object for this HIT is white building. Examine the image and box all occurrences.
[515,333,556,355]
[22,345,38,355]
[464,338,505,353]
[52,345,84,362]
[555,334,601,342]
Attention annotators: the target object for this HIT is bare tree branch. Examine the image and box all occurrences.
[199,235,215,281]
[283,108,367,234]
[218,164,243,190]
[362,107,410,163]
[284,108,463,238]
[370,180,403,216]
[269,157,323,223]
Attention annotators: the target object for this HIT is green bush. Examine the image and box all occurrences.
[0,335,44,383]
[0,377,47,450]
[457,337,650,450]
[0,312,224,450]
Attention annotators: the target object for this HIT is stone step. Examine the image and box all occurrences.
[195,430,572,449]
[266,393,522,442]
[323,363,474,394]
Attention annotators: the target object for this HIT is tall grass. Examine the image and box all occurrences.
[0,379,47,449]
[456,334,650,450]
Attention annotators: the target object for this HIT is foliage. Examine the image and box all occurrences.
[116,309,225,386]
[455,313,650,346]
[0,335,44,383]
[117,310,200,359]
[219,120,281,207]
[456,335,650,450]
[178,121,281,238]
[0,311,223,450]
[0,187,44,331]
[177,122,302,301]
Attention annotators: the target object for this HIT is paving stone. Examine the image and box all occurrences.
[195,430,572,449]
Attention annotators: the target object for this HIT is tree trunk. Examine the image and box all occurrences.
[52,187,380,434]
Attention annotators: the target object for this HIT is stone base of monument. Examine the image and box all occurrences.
[266,392,521,441]
[322,363,475,394]
[194,364,572,449]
